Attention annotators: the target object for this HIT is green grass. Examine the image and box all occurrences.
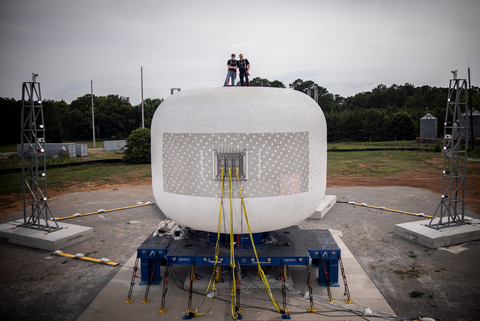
[393,264,425,280]
[0,163,151,196]
[84,251,98,257]
[0,144,18,153]
[328,141,436,150]
[47,164,146,183]
[328,149,480,176]
[328,143,425,150]
[2,146,479,203]
[468,146,480,158]
[327,150,442,177]
[81,150,123,161]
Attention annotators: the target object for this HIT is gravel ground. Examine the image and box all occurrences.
[1,185,479,321]
[300,186,480,321]
[0,186,165,321]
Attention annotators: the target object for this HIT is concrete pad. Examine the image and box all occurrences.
[331,235,395,315]
[77,229,395,321]
[0,219,94,251]
[394,219,480,248]
[309,195,337,219]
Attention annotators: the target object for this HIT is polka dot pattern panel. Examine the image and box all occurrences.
[162,132,309,198]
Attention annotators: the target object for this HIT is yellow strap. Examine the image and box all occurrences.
[55,203,154,221]
[236,168,281,313]
[195,168,225,316]
[229,167,238,319]
[51,252,118,266]
[350,202,438,218]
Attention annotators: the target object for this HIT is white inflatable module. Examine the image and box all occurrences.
[151,87,327,234]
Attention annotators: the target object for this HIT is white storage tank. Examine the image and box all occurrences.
[151,87,327,234]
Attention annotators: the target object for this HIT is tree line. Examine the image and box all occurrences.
[1,94,163,145]
[1,79,478,145]
[250,77,479,142]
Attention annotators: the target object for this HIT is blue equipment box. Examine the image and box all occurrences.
[137,226,341,287]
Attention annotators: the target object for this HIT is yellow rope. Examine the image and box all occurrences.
[236,168,281,313]
[229,167,238,319]
[55,203,154,221]
[349,202,438,218]
[194,168,225,316]
[51,252,118,266]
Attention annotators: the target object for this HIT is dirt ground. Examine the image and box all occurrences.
[0,176,152,215]
[2,169,479,216]
[328,169,480,214]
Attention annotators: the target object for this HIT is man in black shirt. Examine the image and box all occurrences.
[224,54,237,86]
[237,54,250,86]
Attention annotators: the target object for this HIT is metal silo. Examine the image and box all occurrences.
[420,113,437,141]
[462,108,480,141]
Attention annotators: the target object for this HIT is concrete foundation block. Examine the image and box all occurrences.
[394,219,480,248]
[309,195,337,219]
[0,219,94,251]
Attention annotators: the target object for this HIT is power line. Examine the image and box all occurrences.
[93,82,139,89]
[144,68,217,82]
[93,67,217,93]
[118,72,140,99]
[93,69,139,83]
[90,67,220,104]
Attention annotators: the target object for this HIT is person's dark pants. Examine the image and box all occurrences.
[239,72,249,86]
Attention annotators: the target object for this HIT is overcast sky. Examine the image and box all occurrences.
[1,0,479,106]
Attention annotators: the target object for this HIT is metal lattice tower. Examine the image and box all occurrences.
[427,76,469,230]
[19,74,61,232]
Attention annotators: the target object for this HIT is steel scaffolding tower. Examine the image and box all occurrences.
[427,76,469,230]
[19,74,61,232]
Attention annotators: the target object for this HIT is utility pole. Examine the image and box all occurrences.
[141,66,144,128]
[468,67,474,150]
[91,80,96,148]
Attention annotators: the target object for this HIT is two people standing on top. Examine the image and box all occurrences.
[223,53,250,87]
